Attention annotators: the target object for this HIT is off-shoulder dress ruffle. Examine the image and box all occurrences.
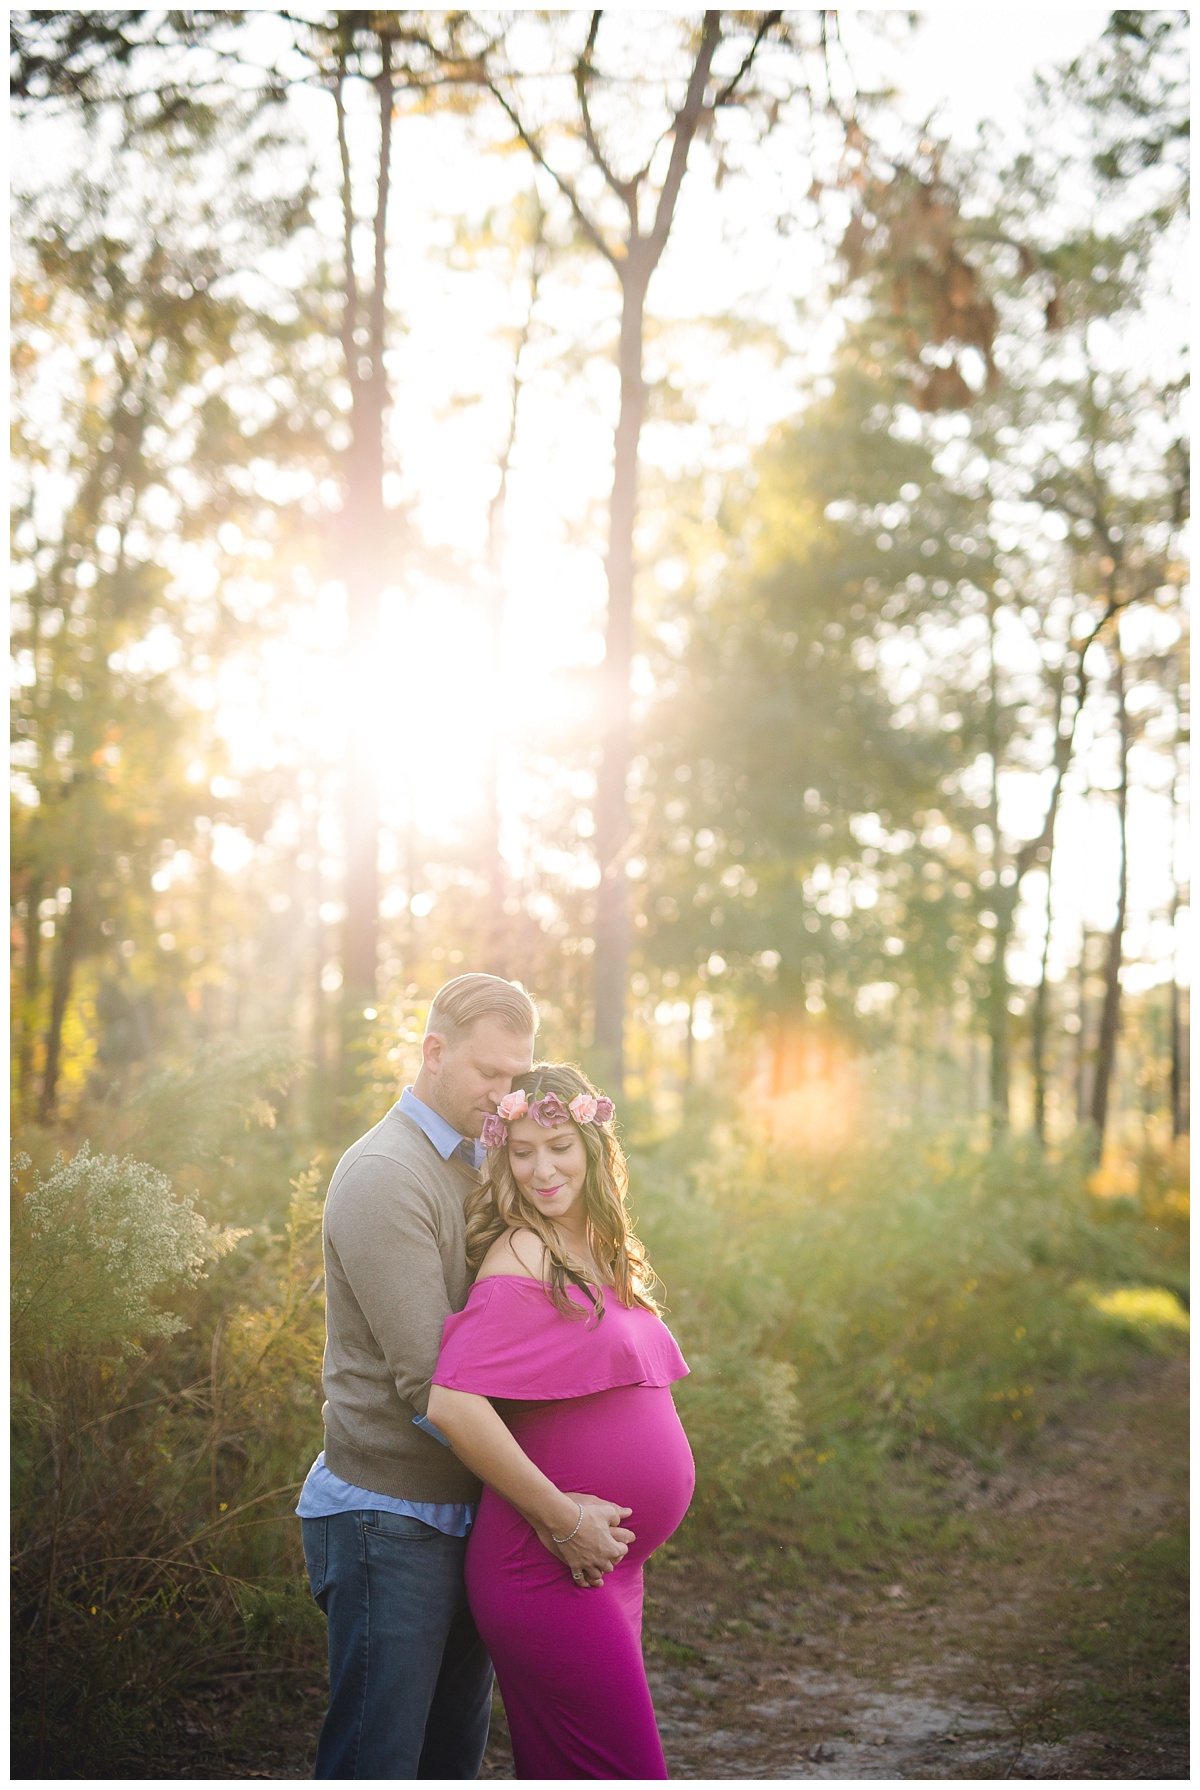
[434,1274,689,1401]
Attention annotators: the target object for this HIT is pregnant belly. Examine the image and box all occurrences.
[502,1383,694,1563]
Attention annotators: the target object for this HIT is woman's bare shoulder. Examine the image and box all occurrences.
[474,1227,546,1283]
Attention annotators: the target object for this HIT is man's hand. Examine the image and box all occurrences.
[535,1493,634,1589]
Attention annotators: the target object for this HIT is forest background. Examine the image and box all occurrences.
[10,8,1190,1778]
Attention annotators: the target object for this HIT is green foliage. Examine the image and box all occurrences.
[640,342,986,1030]
[633,26,1186,1149]
[101,1036,300,1175]
[11,1146,243,1360]
[219,1164,328,1457]
[1059,10,1189,212]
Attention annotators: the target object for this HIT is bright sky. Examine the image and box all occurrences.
[877,8,1113,134]
[13,9,1188,1000]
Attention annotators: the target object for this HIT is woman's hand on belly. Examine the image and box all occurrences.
[533,1494,636,1589]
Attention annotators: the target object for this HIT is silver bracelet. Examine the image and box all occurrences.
[551,1500,584,1545]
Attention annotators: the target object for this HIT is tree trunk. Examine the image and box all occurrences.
[38,889,82,1123]
[308,824,326,1081]
[195,822,217,1043]
[1089,639,1130,1154]
[592,271,648,1088]
[335,29,393,1062]
[1075,926,1091,1126]
[483,12,724,1089]
[1170,977,1189,1138]
[17,881,43,1118]
[986,892,1016,1135]
[1025,669,1071,1143]
[1030,862,1056,1145]
[481,204,545,976]
[1169,723,1188,1137]
[479,610,506,975]
[983,591,1010,1136]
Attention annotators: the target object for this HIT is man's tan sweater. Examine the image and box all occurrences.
[320,1104,482,1502]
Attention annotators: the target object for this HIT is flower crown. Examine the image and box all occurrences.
[480,1086,615,1150]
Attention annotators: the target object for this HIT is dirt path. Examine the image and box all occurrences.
[171,1355,1187,1779]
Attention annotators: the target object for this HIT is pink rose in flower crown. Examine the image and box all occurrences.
[480,1114,509,1150]
[530,1091,570,1128]
[568,1093,598,1125]
[593,1097,615,1123]
[496,1090,528,1122]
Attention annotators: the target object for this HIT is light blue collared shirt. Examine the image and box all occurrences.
[394,1084,487,1171]
[295,1086,482,1536]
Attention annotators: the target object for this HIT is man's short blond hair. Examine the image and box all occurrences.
[425,973,538,1046]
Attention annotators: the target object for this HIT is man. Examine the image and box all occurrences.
[298,973,633,1778]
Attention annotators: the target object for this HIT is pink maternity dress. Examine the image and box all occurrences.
[432,1275,694,1779]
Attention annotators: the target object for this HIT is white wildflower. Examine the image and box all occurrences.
[12,1145,244,1356]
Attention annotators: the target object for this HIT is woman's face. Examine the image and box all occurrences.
[506,1111,589,1229]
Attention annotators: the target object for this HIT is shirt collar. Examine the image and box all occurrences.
[396,1086,484,1168]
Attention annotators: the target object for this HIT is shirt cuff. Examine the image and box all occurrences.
[412,1413,453,1449]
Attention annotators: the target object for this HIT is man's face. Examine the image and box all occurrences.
[422,1016,535,1138]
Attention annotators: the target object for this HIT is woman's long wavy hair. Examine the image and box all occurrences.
[464,1063,660,1321]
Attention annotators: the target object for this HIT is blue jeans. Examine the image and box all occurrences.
[302,1511,493,1779]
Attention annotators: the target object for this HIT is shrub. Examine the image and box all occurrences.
[12,1146,244,1360]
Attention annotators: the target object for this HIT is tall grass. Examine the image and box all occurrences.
[10,1065,1188,1773]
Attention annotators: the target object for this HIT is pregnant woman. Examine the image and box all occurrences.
[427,1064,694,1779]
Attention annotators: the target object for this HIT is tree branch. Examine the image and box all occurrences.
[645,12,723,266]
[815,9,861,139]
[369,30,394,388]
[1013,583,1136,878]
[712,8,782,108]
[482,75,618,268]
[489,193,548,571]
[575,11,640,228]
[332,55,359,385]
